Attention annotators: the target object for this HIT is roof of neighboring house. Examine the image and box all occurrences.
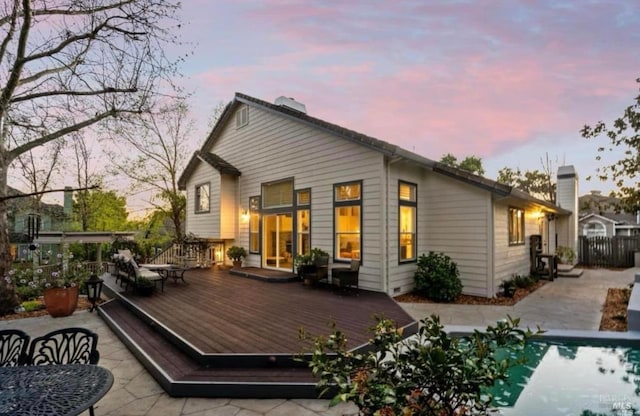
[182,92,571,215]
[580,212,640,227]
[579,213,618,224]
[178,150,241,189]
[7,186,64,218]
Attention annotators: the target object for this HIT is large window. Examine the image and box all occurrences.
[585,222,606,238]
[195,183,210,213]
[334,181,361,261]
[262,179,293,208]
[508,207,525,245]
[399,181,417,262]
[297,190,311,256]
[249,196,260,253]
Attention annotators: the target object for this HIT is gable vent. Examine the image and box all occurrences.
[275,96,307,114]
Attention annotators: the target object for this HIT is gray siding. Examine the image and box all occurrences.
[493,203,539,289]
[202,103,386,291]
[423,174,492,297]
[185,162,221,239]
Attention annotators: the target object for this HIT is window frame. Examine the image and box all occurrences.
[261,178,294,209]
[508,207,525,246]
[194,182,210,214]
[248,196,261,254]
[296,189,311,257]
[236,106,249,129]
[333,180,363,263]
[398,181,417,263]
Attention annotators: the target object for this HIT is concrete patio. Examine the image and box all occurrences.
[1,267,637,415]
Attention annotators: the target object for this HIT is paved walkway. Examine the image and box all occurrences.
[1,267,637,415]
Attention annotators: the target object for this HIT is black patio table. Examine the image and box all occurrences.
[0,363,113,416]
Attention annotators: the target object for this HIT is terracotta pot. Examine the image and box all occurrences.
[232,260,243,269]
[44,286,79,318]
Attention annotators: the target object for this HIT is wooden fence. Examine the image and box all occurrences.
[578,236,640,268]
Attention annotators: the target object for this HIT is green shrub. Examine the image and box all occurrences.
[555,246,576,264]
[512,274,536,289]
[414,251,462,302]
[21,300,45,312]
[301,315,542,415]
[15,285,43,301]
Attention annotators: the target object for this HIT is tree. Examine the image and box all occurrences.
[72,189,128,232]
[581,78,640,212]
[439,153,485,176]
[0,0,181,311]
[106,99,194,242]
[496,154,557,203]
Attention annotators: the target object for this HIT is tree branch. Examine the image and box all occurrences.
[0,0,137,26]
[0,185,99,202]
[0,0,31,111]
[11,87,138,103]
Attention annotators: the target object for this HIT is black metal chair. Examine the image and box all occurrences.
[0,329,30,367]
[28,327,100,366]
[332,259,360,292]
[28,327,101,416]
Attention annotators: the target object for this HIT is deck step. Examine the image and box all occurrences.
[557,264,583,278]
[98,299,319,398]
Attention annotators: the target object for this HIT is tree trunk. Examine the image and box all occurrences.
[0,157,19,314]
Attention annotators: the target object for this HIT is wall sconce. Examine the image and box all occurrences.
[241,209,250,222]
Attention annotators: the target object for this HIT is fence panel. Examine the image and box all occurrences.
[578,235,640,268]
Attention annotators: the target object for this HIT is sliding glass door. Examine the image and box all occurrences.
[262,213,293,270]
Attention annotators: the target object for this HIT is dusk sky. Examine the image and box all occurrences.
[174,0,639,200]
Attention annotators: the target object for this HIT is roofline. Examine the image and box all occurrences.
[579,213,618,223]
[187,92,571,214]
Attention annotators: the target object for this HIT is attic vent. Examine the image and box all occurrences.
[236,106,248,129]
[275,96,307,113]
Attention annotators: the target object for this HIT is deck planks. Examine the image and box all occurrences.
[105,268,415,355]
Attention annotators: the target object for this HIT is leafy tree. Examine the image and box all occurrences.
[106,100,193,241]
[0,0,181,313]
[71,189,128,232]
[496,154,557,203]
[302,315,541,416]
[439,153,485,176]
[581,78,640,211]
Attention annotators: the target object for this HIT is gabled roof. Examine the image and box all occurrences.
[178,150,241,190]
[184,92,570,215]
[579,213,618,224]
[580,212,640,227]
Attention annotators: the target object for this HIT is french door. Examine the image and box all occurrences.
[262,213,293,270]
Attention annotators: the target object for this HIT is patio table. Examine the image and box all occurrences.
[0,363,113,416]
[139,264,189,285]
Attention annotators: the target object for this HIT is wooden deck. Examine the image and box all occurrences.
[102,267,416,355]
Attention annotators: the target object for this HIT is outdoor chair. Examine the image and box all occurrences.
[28,327,100,366]
[332,259,360,292]
[0,329,30,367]
[302,256,330,284]
[28,327,101,416]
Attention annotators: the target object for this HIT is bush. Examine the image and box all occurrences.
[414,251,462,302]
[15,285,43,301]
[301,315,542,415]
[21,300,45,312]
[555,246,576,264]
[512,274,536,289]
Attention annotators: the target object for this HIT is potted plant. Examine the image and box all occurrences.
[499,278,517,298]
[135,277,155,296]
[294,253,315,281]
[555,246,576,265]
[226,246,247,269]
[35,252,89,317]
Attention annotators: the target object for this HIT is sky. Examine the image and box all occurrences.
[176,1,638,194]
[30,1,640,214]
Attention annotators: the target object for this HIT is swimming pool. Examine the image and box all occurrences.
[491,339,640,415]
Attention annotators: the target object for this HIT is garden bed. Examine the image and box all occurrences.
[0,296,100,321]
[599,287,630,332]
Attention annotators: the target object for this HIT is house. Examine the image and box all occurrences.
[7,186,68,259]
[579,191,640,237]
[178,93,578,298]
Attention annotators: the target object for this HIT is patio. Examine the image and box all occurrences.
[98,267,418,398]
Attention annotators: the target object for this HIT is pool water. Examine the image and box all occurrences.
[492,341,640,415]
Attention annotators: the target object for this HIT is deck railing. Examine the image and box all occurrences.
[147,242,218,267]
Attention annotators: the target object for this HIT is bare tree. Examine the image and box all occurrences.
[0,0,182,312]
[12,140,64,212]
[107,99,194,241]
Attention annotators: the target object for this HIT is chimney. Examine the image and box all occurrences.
[63,186,73,222]
[274,96,307,114]
[555,166,578,253]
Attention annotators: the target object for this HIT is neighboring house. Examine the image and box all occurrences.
[579,191,640,237]
[7,186,68,259]
[178,93,578,298]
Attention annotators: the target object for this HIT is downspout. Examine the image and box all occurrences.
[384,155,403,294]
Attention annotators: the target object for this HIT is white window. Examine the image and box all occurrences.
[585,222,606,238]
[236,106,248,128]
[195,183,210,213]
[249,196,260,253]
